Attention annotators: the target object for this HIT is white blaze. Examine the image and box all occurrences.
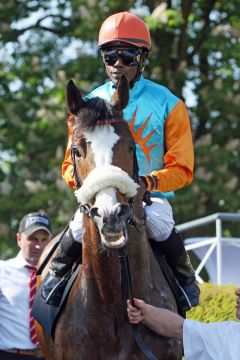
[94,187,118,215]
[75,124,139,209]
[85,125,119,166]
[84,125,119,212]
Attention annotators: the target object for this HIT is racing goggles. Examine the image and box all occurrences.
[101,48,142,67]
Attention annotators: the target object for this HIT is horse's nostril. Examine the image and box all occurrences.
[116,204,130,219]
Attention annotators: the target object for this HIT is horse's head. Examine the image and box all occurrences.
[66,76,139,249]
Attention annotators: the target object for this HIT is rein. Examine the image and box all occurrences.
[118,245,158,360]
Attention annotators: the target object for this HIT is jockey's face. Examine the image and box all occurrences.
[101,44,140,85]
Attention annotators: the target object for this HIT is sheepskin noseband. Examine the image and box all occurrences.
[75,165,139,204]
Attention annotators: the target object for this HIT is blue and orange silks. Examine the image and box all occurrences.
[62,76,194,198]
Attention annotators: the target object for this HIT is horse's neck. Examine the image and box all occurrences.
[81,218,120,302]
[126,223,152,297]
[127,199,154,297]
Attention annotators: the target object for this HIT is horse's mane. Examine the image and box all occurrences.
[75,96,123,132]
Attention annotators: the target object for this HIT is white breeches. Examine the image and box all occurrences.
[69,208,83,243]
[70,197,175,244]
[144,198,175,241]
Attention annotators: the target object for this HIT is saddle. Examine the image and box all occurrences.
[32,264,81,338]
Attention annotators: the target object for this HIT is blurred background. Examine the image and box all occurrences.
[0,0,239,258]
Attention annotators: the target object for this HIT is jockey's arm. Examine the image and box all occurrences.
[142,100,194,193]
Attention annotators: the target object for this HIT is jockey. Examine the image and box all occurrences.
[41,11,200,311]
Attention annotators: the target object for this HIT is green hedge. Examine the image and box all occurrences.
[187,283,238,322]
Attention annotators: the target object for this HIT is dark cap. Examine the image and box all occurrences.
[18,212,52,236]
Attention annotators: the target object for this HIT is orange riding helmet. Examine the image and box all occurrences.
[98,12,151,51]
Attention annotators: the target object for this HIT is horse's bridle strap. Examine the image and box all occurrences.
[118,246,159,360]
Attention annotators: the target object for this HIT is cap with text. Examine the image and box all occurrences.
[18,212,52,236]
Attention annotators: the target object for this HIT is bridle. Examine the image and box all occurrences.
[71,133,158,360]
[70,119,140,218]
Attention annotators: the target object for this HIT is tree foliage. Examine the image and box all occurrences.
[0,0,239,256]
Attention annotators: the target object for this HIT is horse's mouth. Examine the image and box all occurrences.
[101,233,127,249]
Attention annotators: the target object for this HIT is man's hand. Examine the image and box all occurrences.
[127,298,148,324]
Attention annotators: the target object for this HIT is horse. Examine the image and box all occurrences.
[40,76,182,360]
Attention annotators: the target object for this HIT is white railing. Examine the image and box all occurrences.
[176,213,240,285]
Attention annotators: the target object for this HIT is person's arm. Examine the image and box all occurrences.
[142,100,194,193]
[127,298,184,341]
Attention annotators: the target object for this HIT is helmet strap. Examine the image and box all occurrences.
[129,54,147,88]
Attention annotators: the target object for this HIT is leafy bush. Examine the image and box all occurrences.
[187,283,238,322]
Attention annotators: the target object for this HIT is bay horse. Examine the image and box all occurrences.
[41,76,182,360]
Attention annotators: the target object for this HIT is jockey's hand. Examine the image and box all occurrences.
[127,298,147,324]
[139,176,152,205]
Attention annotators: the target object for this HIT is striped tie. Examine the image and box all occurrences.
[26,265,40,346]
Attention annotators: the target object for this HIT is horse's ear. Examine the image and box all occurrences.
[111,75,129,111]
[66,80,84,115]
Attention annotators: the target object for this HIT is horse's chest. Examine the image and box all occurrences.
[60,304,137,356]
[60,318,135,359]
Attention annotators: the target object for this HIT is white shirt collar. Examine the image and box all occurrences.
[11,251,32,268]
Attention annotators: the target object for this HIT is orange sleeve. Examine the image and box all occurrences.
[144,100,194,192]
[61,115,77,190]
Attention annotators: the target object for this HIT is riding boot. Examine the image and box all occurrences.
[156,227,200,313]
[41,227,82,307]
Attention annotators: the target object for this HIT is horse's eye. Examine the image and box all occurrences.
[72,137,88,159]
[72,147,82,160]
[74,148,81,158]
